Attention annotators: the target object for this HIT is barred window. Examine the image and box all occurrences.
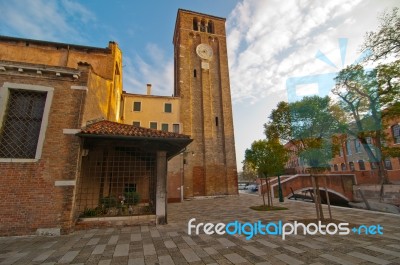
[0,89,47,158]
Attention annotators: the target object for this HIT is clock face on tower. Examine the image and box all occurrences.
[196,44,213,60]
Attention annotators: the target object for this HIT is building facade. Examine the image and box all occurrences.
[121,85,181,133]
[284,116,400,183]
[0,36,191,236]
[121,86,184,202]
[122,9,239,199]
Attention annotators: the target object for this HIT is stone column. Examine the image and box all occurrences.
[156,151,167,224]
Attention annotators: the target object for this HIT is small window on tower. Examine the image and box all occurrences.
[193,69,197,77]
[193,18,198,31]
[200,20,206,32]
[207,21,214,33]
[215,117,219,126]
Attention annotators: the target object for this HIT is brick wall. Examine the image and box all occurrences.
[0,69,86,235]
[173,10,238,198]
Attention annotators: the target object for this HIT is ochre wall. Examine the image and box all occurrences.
[122,93,181,131]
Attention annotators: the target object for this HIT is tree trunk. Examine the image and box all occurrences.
[265,178,271,207]
[269,178,274,207]
[315,176,324,220]
[261,179,266,206]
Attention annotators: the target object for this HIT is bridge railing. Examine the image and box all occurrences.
[259,174,357,201]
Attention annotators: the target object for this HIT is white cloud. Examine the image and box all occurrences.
[227,0,399,168]
[226,0,377,104]
[60,0,96,24]
[123,44,174,96]
[0,0,95,43]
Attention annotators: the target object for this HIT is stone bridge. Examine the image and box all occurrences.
[260,174,357,204]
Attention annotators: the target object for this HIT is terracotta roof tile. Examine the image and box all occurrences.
[80,120,190,139]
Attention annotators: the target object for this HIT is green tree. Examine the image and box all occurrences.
[244,139,288,207]
[265,96,341,171]
[333,60,400,184]
[239,162,258,182]
[264,96,342,220]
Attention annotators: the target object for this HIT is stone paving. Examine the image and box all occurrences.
[0,194,400,265]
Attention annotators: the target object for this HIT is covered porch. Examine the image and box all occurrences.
[74,120,192,225]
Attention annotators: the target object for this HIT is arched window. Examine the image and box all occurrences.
[358,160,365,170]
[200,20,206,32]
[334,164,338,171]
[349,162,355,171]
[341,163,347,171]
[392,124,400,144]
[193,18,198,31]
[207,21,214,33]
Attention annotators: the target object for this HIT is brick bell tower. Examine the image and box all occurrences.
[173,9,238,197]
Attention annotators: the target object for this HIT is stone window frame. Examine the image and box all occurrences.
[149,121,158,130]
[354,139,362,153]
[358,160,366,171]
[133,101,141,112]
[0,82,54,162]
[164,103,172,113]
[161,123,169,132]
[349,161,355,171]
[385,158,393,170]
[172,123,180,133]
[346,140,352,156]
[392,124,400,144]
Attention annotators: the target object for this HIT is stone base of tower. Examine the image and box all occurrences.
[189,165,238,197]
[167,159,238,199]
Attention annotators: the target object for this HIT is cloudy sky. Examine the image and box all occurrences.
[1,0,398,169]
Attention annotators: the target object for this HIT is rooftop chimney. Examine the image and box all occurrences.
[146,84,152,95]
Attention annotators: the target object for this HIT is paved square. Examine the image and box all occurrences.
[0,194,399,264]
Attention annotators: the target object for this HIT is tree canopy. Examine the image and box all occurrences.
[362,7,400,62]
[244,139,288,178]
[264,96,340,170]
